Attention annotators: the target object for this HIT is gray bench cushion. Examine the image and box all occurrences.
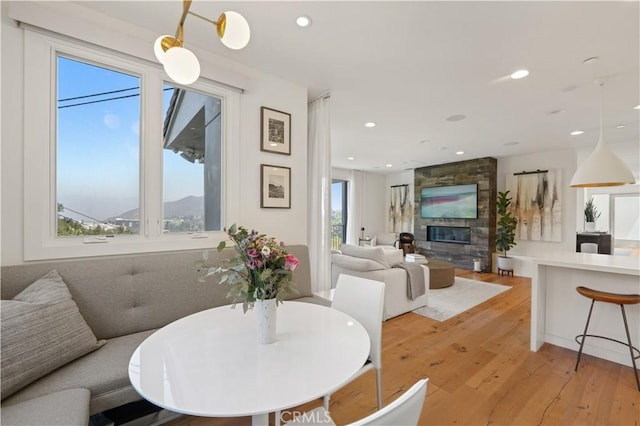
[1,388,90,426]
[2,329,155,415]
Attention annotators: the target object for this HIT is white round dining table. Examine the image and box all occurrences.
[128,301,370,425]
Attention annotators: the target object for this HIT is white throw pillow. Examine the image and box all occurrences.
[382,248,405,266]
[340,244,390,267]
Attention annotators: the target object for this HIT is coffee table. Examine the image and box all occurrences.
[420,259,455,289]
[128,301,370,425]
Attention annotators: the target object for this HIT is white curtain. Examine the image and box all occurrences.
[346,170,365,245]
[308,94,332,293]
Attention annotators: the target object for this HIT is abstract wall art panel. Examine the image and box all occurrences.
[507,170,562,242]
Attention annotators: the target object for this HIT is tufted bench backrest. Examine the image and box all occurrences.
[1,245,312,340]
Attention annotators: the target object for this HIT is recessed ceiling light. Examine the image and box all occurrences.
[504,141,519,146]
[510,69,530,79]
[616,124,625,129]
[385,163,393,168]
[634,105,640,110]
[570,130,584,136]
[445,114,466,122]
[456,151,464,155]
[347,156,355,160]
[296,16,312,27]
[365,122,376,128]
[547,109,563,115]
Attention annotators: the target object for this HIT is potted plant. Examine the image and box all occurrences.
[584,197,600,232]
[496,190,517,272]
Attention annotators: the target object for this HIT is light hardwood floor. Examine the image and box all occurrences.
[168,271,639,426]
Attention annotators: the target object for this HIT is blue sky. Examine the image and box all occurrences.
[331,181,343,213]
[57,56,202,221]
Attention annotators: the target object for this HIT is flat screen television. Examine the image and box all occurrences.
[420,184,478,219]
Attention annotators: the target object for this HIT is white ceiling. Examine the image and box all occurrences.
[77,1,639,173]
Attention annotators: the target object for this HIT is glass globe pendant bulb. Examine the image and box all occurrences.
[154,35,180,64]
[217,11,251,50]
[163,47,200,85]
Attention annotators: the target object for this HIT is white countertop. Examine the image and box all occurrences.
[531,251,640,276]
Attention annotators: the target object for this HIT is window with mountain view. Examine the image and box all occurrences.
[57,56,141,236]
[162,85,222,233]
[55,57,224,237]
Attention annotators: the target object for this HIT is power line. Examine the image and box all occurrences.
[58,86,139,102]
[57,87,175,109]
[58,93,140,109]
[61,205,110,225]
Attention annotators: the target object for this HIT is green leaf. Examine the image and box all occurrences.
[217,241,226,252]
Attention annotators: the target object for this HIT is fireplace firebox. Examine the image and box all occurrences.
[427,226,471,244]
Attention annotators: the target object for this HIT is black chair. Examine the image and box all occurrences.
[398,232,415,256]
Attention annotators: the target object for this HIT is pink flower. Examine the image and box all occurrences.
[284,253,300,271]
[247,248,259,258]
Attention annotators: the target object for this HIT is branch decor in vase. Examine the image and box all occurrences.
[198,224,300,344]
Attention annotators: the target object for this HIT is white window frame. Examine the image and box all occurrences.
[23,29,240,260]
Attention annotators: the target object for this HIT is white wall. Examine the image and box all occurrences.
[361,173,387,238]
[0,2,308,265]
[497,148,578,276]
[497,148,577,257]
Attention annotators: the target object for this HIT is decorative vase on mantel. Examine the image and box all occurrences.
[255,298,278,344]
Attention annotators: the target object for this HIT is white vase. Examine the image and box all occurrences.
[255,298,277,344]
[585,222,596,232]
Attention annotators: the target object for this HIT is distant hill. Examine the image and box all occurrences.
[106,195,204,221]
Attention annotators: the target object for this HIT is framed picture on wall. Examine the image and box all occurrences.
[261,164,291,208]
[260,107,291,155]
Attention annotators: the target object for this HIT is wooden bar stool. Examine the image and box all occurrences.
[574,286,640,391]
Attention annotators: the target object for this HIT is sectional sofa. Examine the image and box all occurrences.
[331,244,428,320]
[0,245,324,425]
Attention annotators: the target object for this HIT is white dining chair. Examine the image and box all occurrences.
[580,243,599,253]
[286,378,428,426]
[327,274,385,410]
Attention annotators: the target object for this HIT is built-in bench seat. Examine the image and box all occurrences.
[0,245,323,425]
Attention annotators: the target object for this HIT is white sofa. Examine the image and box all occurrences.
[331,244,428,320]
[370,232,398,249]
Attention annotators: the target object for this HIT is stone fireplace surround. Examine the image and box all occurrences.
[414,157,497,272]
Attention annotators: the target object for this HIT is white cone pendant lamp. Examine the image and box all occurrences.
[570,82,636,187]
[153,0,250,85]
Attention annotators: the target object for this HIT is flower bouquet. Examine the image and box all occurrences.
[199,224,300,313]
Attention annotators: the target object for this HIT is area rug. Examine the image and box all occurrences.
[413,277,511,322]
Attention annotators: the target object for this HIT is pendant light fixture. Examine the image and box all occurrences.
[570,59,635,187]
[154,0,250,85]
